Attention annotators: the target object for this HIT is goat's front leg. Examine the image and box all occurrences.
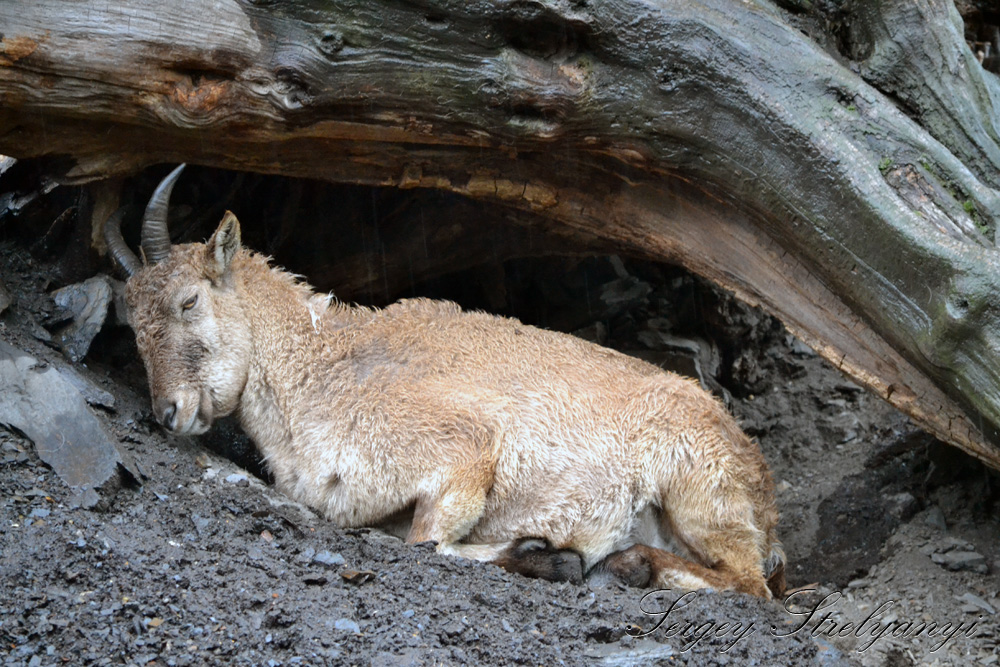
[406,482,583,583]
[406,475,488,549]
[402,439,585,584]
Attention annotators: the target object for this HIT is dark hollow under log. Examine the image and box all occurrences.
[3,0,1000,468]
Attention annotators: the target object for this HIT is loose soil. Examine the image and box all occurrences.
[1,245,998,667]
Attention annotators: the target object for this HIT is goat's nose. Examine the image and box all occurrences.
[156,399,178,431]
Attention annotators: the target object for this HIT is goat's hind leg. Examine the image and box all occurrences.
[611,397,784,599]
[594,544,753,594]
[591,501,779,598]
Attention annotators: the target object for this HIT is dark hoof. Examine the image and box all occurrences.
[495,537,584,584]
[594,547,652,588]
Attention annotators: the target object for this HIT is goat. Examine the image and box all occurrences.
[106,165,785,598]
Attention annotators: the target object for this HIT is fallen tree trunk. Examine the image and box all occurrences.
[3,0,1000,467]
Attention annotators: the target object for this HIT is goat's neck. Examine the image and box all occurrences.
[231,260,350,458]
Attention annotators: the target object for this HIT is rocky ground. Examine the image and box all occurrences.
[1,240,999,667]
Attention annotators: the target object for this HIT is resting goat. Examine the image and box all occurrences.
[106,165,785,598]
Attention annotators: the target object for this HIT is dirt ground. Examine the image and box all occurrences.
[1,242,998,667]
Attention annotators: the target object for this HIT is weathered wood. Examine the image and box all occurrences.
[3,0,1000,467]
[849,0,1000,188]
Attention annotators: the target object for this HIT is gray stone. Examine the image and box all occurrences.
[190,515,213,536]
[599,277,651,312]
[0,341,134,507]
[583,638,676,665]
[937,536,975,552]
[818,410,861,445]
[608,255,630,279]
[931,550,988,573]
[786,335,817,357]
[224,473,249,486]
[51,275,113,362]
[24,312,52,343]
[58,365,116,410]
[0,277,11,314]
[334,618,360,633]
[956,593,995,615]
[632,333,720,388]
[924,505,947,531]
[885,492,918,520]
[441,619,466,638]
[313,550,345,567]
[109,278,131,327]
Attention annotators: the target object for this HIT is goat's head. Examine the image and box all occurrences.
[106,165,252,435]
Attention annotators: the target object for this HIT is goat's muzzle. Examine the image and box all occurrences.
[153,387,212,435]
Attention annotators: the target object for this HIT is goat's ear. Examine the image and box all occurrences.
[206,211,241,281]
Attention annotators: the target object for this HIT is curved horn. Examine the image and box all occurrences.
[103,206,141,278]
[141,164,186,265]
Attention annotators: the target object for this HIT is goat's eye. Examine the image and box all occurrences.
[181,295,198,312]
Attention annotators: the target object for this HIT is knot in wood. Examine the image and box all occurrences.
[497,0,594,63]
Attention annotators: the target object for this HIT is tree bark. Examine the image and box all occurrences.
[3,0,1000,467]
